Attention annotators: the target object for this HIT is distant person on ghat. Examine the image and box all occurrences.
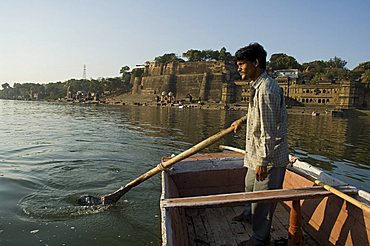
[230,42,289,246]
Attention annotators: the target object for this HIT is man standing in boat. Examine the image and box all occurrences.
[231,43,289,246]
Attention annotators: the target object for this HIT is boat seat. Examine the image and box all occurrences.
[161,185,357,208]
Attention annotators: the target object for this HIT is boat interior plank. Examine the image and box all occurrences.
[184,203,321,246]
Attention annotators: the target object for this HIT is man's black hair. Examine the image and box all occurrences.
[235,42,267,70]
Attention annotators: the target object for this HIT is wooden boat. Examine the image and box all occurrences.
[160,152,370,246]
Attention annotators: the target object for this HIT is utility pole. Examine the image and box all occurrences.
[82,64,87,80]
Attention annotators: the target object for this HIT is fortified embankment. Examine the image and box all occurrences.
[131,61,237,103]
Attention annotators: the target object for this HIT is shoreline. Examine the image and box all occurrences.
[101,93,370,117]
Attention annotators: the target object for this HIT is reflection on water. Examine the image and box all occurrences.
[0,99,369,245]
[288,113,370,187]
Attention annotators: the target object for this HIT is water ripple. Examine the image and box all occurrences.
[18,192,112,221]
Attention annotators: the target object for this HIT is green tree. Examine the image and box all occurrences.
[44,82,65,99]
[327,56,347,69]
[325,57,349,81]
[300,60,326,83]
[301,60,326,73]
[0,83,14,99]
[120,66,130,76]
[352,61,370,73]
[352,62,370,88]
[326,67,349,82]
[219,47,233,62]
[200,49,219,61]
[101,77,129,95]
[351,61,370,86]
[183,48,232,62]
[300,57,349,84]
[131,68,144,77]
[268,53,301,71]
[182,49,203,62]
[88,79,104,94]
[120,65,131,82]
[13,83,31,99]
[1,83,11,90]
[154,53,183,64]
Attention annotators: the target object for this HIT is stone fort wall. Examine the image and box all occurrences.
[135,61,235,102]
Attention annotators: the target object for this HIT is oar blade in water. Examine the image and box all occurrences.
[77,195,103,206]
[101,186,132,205]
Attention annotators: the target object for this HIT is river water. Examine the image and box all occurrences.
[0,99,369,245]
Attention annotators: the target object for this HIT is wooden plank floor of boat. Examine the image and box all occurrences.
[185,202,320,246]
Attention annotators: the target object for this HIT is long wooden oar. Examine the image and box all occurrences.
[218,145,370,214]
[77,121,239,206]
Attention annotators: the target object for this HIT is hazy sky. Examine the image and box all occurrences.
[1,0,369,85]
